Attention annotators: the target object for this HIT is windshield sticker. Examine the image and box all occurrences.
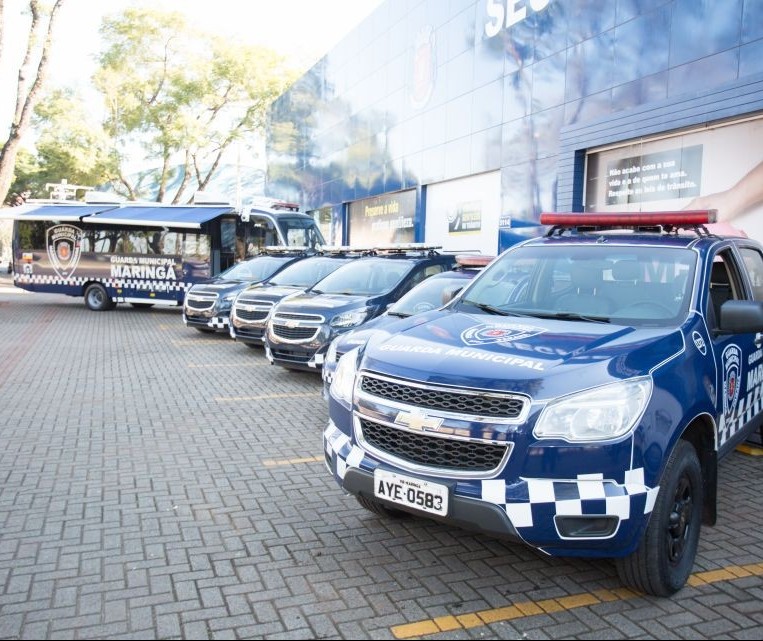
[47,224,83,279]
[461,323,545,346]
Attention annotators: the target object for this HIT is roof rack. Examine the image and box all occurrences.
[261,245,315,256]
[317,245,372,256]
[540,210,718,237]
[363,243,442,257]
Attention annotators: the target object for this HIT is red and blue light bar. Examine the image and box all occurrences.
[540,210,717,227]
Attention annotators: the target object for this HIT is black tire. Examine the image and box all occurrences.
[84,283,114,311]
[130,302,154,309]
[616,439,703,596]
[194,327,215,334]
[356,495,410,519]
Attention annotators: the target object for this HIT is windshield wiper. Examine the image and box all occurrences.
[387,311,410,318]
[532,311,611,324]
[467,302,516,316]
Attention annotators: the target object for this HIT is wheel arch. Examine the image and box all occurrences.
[678,413,717,526]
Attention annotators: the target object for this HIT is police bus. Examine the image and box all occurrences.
[1,197,325,311]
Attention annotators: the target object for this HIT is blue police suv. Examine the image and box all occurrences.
[265,245,456,371]
[229,248,361,347]
[324,211,763,596]
[183,249,306,333]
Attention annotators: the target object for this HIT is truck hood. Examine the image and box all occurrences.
[361,311,684,399]
[189,279,251,297]
[238,284,302,302]
[275,291,379,316]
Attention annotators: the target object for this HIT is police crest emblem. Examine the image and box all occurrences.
[47,224,83,279]
[721,343,742,418]
[461,323,545,346]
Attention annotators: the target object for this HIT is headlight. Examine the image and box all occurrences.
[330,307,370,328]
[534,377,652,442]
[330,347,359,404]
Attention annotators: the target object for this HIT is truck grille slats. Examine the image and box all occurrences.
[359,418,507,472]
[360,375,525,418]
[272,325,319,341]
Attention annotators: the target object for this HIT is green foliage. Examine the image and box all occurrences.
[93,6,299,202]
[9,88,116,199]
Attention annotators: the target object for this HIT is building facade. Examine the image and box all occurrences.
[266,0,763,254]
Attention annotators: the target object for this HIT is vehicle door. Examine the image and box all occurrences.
[706,246,763,456]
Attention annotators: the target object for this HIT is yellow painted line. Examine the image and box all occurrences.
[736,443,763,456]
[262,455,323,467]
[391,562,763,639]
[214,391,320,401]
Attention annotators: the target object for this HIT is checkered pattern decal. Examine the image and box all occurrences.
[720,383,763,445]
[207,316,229,329]
[14,272,190,293]
[324,423,659,533]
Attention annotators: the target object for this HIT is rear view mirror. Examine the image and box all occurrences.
[441,285,463,305]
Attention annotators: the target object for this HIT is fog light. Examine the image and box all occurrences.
[555,515,618,538]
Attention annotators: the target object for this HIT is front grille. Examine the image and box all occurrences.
[359,418,508,472]
[235,308,269,321]
[272,325,319,341]
[270,347,312,363]
[360,375,526,418]
[274,312,323,322]
[185,294,217,310]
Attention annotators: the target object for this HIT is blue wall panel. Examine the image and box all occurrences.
[267,0,763,230]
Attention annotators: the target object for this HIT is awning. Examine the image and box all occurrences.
[84,205,236,229]
[0,203,118,221]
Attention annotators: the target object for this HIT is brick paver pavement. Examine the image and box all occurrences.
[1,281,761,639]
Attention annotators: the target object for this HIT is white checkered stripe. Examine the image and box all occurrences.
[14,272,190,292]
[719,383,763,445]
[207,316,229,329]
[482,469,659,530]
[324,422,371,480]
[325,422,659,534]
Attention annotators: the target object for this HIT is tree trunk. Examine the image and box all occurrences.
[0,0,66,205]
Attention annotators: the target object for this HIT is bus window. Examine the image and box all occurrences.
[181,233,211,261]
[16,221,46,250]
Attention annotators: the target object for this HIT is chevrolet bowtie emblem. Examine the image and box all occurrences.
[394,410,443,432]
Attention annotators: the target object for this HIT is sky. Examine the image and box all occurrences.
[0,0,385,131]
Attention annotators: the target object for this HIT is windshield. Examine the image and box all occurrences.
[276,216,326,249]
[388,275,469,316]
[459,245,696,326]
[269,257,351,287]
[314,257,411,295]
[221,256,292,282]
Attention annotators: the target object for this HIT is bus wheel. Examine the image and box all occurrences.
[84,283,115,311]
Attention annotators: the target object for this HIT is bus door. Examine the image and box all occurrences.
[211,216,238,273]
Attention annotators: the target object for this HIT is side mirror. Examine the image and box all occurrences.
[719,300,763,333]
[441,285,463,305]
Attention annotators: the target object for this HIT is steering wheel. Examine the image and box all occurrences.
[618,301,674,317]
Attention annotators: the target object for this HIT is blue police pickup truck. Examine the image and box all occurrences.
[324,211,763,596]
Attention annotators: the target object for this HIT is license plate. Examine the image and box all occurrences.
[373,469,449,516]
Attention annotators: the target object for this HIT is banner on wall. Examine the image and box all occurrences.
[448,201,482,234]
[585,116,763,243]
[348,190,416,246]
[426,172,500,255]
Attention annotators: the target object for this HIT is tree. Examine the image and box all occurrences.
[94,7,298,203]
[0,0,67,205]
[9,88,117,198]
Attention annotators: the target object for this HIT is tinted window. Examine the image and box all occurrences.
[314,257,412,295]
[221,256,292,281]
[269,257,351,287]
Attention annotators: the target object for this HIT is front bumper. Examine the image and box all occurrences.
[183,310,230,331]
[265,341,326,370]
[323,421,659,558]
